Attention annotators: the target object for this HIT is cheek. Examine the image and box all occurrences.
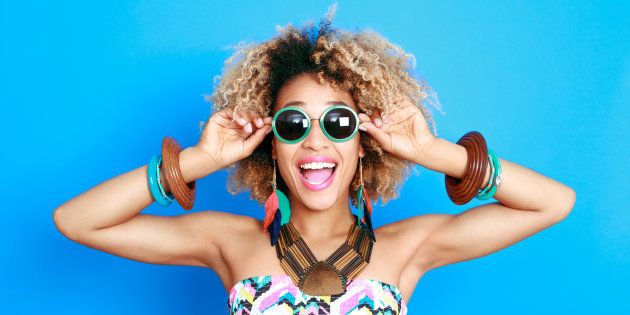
[274,143,297,178]
[273,140,293,158]
[338,143,360,174]
[340,139,361,158]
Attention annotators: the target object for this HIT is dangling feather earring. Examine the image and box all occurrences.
[263,158,291,246]
[355,157,376,242]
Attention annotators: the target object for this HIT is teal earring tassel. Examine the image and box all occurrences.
[276,188,291,226]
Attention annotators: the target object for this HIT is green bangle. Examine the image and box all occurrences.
[477,153,496,195]
[476,149,501,200]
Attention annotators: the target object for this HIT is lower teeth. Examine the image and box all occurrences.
[306,179,325,185]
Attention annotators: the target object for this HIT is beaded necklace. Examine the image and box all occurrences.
[273,214,374,295]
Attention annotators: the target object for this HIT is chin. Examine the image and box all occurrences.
[299,195,339,211]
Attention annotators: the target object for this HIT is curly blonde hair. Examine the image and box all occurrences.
[204,5,442,208]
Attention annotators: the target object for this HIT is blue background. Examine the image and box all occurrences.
[2,0,628,314]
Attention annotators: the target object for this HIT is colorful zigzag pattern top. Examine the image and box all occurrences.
[227,274,407,314]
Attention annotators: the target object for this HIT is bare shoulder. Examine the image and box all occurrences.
[183,210,276,290]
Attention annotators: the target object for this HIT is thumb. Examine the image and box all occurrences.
[244,125,272,154]
[359,122,391,150]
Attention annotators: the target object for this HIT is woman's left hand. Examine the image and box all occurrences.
[358,94,436,165]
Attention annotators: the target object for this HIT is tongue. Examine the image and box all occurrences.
[302,168,333,183]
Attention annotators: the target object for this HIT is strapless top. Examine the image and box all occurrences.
[227,274,407,314]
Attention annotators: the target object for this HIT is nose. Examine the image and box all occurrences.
[302,119,329,151]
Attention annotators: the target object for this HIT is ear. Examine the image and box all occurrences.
[359,145,365,159]
[271,138,277,160]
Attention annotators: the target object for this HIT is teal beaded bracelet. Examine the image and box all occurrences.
[476,149,502,200]
[476,151,496,197]
[155,155,174,203]
[148,155,174,206]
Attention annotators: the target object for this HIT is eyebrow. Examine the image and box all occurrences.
[281,100,349,108]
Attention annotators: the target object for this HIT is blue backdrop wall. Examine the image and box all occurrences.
[2,1,628,314]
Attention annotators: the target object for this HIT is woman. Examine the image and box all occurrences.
[52,8,576,315]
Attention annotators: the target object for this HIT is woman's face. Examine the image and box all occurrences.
[271,73,364,211]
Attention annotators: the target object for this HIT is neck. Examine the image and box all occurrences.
[287,190,356,239]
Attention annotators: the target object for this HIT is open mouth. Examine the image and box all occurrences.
[297,161,338,190]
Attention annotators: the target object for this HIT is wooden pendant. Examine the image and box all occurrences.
[300,261,345,295]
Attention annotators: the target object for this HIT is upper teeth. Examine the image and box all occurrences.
[300,162,336,169]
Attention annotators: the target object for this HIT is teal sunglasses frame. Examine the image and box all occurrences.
[271,104,360,144]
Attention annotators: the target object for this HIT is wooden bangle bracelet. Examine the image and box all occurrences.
[161,136,196,210]
[445,131,488,205]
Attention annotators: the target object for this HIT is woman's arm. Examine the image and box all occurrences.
[52,146,230,269]
[357,96,575,273]
[409,137,576,271]
[52,105,272,272]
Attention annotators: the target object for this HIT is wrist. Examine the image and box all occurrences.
[159,147,213,194]
[187,146,222,179]
[414,135,438,166]
[417,137,468,179]
[160,146,219,190]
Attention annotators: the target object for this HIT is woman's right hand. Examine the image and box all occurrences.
[194,107,273,170]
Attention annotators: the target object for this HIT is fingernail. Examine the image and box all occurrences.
[375,117,382,127]
[359,125,367,131]
[256,118,263,127]
[245,123,252,133]
[238,118,247,126]
[265,127,272,134]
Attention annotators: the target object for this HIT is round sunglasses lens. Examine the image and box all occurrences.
[275,109,308,141]
[323,107,357,140]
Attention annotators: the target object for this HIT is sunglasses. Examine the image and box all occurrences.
[271,104,360,144]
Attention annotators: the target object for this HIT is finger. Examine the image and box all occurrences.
[253,114,264,128]
[236,111,255,134]
[243,111,263,133]
[217,107,232,117]
[369,111,383,128]
[214,107,233,122]
[244,125,273,154]
[262,116,273,125]
[380,110,389,124]
[376,110,388,127]
[358,113,371,123]
[232,111,248,126]
[212,108,241,129]
[359,121,390,149]
[243,111,263,129]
